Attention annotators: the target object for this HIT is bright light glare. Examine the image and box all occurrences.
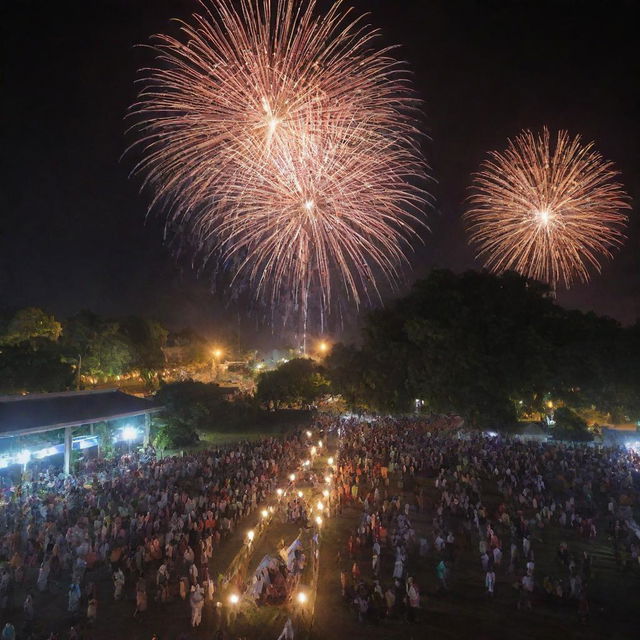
[297,592,308,605]
[229,594,239,605]
[121,426,138,442]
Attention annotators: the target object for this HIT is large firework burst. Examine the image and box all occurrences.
[465,128,630,290]
[129,0,427,320]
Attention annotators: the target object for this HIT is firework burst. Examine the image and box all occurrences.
[128,0,427,321]
[465,127,630,289]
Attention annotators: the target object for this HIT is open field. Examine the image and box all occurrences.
[313,436,640,640]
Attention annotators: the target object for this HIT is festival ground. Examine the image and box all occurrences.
[2,422,640,640]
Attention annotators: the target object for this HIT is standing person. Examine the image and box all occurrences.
[23,593,34,622]
[87,595,98,624]
[277,617,295,640]
[68,583,81,615]
[436,560,448,591]
[406,577,420,622]
[485,569,496,597]
[37,561,50,593]
[1,623,15,640]
[113,568,125,601]
[189,584,204,628]
[135,575,148,617]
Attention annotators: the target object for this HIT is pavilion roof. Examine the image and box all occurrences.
[0,389,162,438]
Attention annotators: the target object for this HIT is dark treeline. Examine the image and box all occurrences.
[324,270,640,429]
[0,307,210,394]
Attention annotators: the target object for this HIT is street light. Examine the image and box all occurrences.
[297,592,308,605]
[328,457,334,465]
[277,488,283,497]
[229,593,239,605]
[261,509,269,519]
[247,530,255,543]
[212,348,223,382]
[315,516,323,527]
[297,491,303,498]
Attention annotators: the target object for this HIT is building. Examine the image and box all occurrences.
[0,389,162,474]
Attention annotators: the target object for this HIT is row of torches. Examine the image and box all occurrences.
[226,429,336,608]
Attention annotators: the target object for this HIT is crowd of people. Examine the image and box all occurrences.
[2,412,640,638]
[0,433,308,639]
[329,416,640,632]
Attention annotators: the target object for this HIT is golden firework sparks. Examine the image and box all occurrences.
[128,0,428,316]
[465,127,630,290]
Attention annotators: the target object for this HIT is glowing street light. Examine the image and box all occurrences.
[297,491,303,498]
[276,488,283,497]
[318,440,323,448]
[297,592,308,605]
[315,516,323,527]
[328,457,334,465]
[322,490,329,498]
[306,431,312,438]
[261,509,269,519]
[247,530,255,543]
[289,473,296,482]
[318,341,329,354]
[317,501,324,511]
[324,475,331,484]
[212,348,223,360]
[229,593,240,605]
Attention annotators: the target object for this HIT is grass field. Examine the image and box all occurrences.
[313,438,640,640]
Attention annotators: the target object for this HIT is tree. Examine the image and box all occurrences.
[553,407,593,442]
[256,358,329,409]
[119,317,168,384]
[62,311,132,380]
[2,307,62,344]
[0,341,74,393]
[154,380,230,446]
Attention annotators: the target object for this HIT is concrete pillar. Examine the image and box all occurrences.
[64,426,73,475]
[143,413,151,447]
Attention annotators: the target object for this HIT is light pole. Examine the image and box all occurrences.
[212,348,223,382]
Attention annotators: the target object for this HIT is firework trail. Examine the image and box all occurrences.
[465,127,630,290]
[129,0,427,326]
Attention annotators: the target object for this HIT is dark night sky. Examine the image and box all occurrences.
[2,0,639,344]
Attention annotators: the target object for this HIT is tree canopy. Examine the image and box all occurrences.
[326,269,640,428]
[257,358,329,409]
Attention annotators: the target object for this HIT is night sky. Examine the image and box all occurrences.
[2,0,639,344]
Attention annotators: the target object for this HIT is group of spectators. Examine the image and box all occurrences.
[0,433,308,639]
[329,416,640,631]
